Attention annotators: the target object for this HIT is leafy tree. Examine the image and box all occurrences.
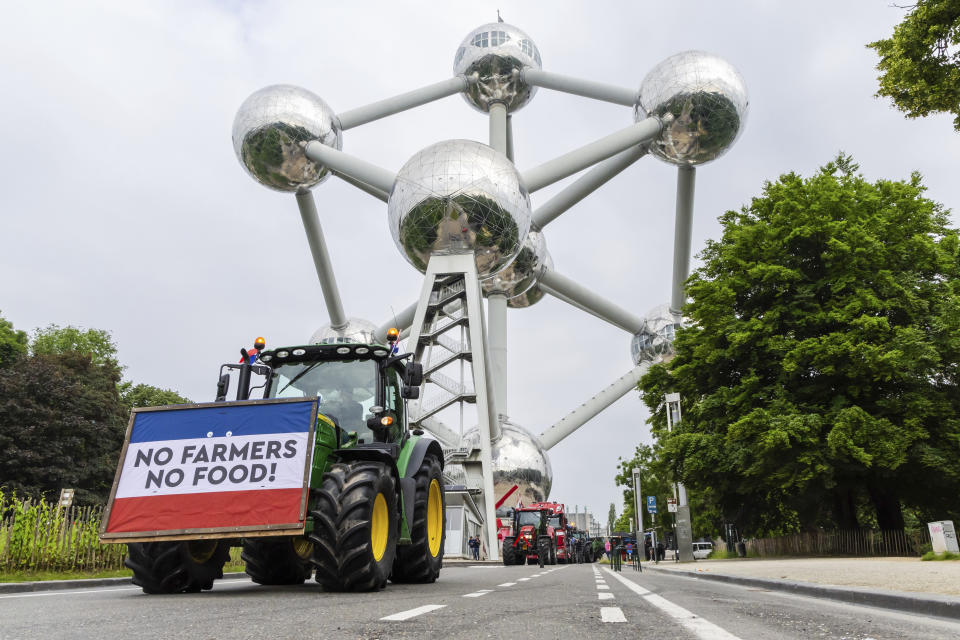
[868,1,960,130]
[0,312,28,368]
[0,352,127,505]
[607,503,617,535]
[640,155,960,535]
[119,382,191,411]
[31,324,119,368]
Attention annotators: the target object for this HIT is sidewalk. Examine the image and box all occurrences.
[640,557,960,619]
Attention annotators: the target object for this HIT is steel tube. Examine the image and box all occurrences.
[671,166,696,314]
[489,103,508,155]
[374,302,417,343]
[521,68,638,106]
[487,293,508,416]
[531,145,647,230]
[506,114,515,162]
[304,142,396,194]
[333,171,389,203]
[295,191,348,329]
[336,76,468,130]
[539,268,645,334]
[521,117,661,193]
[539,363,649,450]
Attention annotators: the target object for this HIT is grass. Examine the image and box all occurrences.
[921,551,960,561]
[706,549,739,560]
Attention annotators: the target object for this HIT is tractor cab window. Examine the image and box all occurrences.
[267,359,377,442]
[383,365,404,441]
[516,511,542,527]
[547,515,561,529]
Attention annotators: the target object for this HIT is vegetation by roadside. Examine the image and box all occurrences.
[922,551,960,561]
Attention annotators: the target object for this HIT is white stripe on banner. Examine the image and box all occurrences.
[115,433,309,498]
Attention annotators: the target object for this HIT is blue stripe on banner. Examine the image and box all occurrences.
[130,400,315,443]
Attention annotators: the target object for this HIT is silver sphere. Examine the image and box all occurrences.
[635,51,748,166]
[388,140,531,276]
[232,85,342,192]
[481,230,547,298]
[463,419,552,503]
[310,317,377,345]
[631,303,682,365]
[507,249,553,309]
[453,22,542,113]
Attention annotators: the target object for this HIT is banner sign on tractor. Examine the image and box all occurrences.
[100,397,317,541]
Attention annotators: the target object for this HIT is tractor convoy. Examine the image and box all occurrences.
[100,334,446,594]
[500,502,597,566]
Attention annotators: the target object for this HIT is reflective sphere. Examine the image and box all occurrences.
[453,22,542,113]
[388,140,531,276]
[507,249,553,309]
[463,419,552,503]
[232,85,342,192]
[309,317,377,345]
[631,303,682,365]
[481,230,546,298]
[635,51,748,166]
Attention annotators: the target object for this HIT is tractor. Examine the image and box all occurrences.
[529,501,571,563]
[100,333,446,594]
[501,506,554,567]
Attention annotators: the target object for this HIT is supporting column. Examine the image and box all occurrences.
[671,166,696,314]
[489,102,508,155]
[488,292,508,419]
[295,190,347,329]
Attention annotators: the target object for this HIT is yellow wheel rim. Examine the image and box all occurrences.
[427,479,443,557]
[371,493,389,562]
[186,540,216,564]
[292,537,313,560]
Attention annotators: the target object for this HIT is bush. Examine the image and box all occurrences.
[921,551,960,561]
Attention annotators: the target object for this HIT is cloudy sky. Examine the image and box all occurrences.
[3,1,959,527]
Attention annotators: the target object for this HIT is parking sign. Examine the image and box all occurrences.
[646,495,657,514]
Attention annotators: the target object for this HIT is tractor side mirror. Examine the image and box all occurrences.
[401,385,420,400]
[403,362,424,387]
[215,374,230,402]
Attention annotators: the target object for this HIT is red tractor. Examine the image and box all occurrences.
[529,502,574,563]
[501,506,554,566]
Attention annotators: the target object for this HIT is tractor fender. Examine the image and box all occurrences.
[400,437,445,479]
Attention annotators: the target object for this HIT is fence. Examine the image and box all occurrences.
[741,528,931,558]
[0,493,127,572]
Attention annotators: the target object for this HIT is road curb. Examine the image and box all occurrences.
[642,564,960,621]
[0,572,249,595]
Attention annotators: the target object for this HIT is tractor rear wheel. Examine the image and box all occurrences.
[125,540,230,594]
[241,536,313,585]
[310,461,398,592]
[392,455,445,583]
[501,536,518,566]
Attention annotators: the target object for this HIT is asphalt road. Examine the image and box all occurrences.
[2,563,959,640]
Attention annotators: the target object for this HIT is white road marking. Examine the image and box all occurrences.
[597,584,610,590]
[381,604,447,621]
[598,592,615,600]
[600,607,627,622]
[463,590,493,598]
[604,568,743,640]
[518,577,531,581]
[0,586,141,599]
[498,582,517,587]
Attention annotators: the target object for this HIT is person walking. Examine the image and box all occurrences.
[604,538,611,561]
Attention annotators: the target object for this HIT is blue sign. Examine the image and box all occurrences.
[646,495,657,513]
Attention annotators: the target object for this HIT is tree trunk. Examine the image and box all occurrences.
[868,482,905,530]
[831,487,859,529]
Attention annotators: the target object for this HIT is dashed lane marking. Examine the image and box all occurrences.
[518,578,531,581]
[463,590,493,598]
[598,592,615,600]
[603,568,743,640]
[498,582,517,587]
[597,584,610,590]
[381,604,447,621]
[600,607,627,623]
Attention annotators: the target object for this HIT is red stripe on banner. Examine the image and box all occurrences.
[106,488,304,533]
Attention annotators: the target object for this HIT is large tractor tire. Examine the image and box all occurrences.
[241,536,313,585]
[125,540,230,594]
[392,455,445,583]
[310,461,398,592]
[501,537,518,566]
[549,541,558,565]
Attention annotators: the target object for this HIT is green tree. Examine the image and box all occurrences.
[31,324,119,368]
[607,503,617,535]
[119,382,191,411]
[0,352,127,505]
[0,312,28,368]
[868,1,960,130]
[640,155,960,536]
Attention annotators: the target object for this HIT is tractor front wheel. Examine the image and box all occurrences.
[392,455,445,583]
[242,536,313,585]
[502,536,519,566]
[125,540,230,594]
[310,461,398,592]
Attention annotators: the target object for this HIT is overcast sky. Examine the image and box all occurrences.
[3,1,959,527]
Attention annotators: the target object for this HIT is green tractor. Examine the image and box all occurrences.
[113,333,446,593]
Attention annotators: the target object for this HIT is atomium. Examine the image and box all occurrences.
[309,317,377,345]
[388,139,531,276]
[232,85,342,192]
[506,248,553,309]
[481,230,547,298]
[635,51,748,166]
[453,22,542,113]
[461,419,552,503]
[631,303,683,366]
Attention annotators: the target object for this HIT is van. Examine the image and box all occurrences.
[692,541,713,559]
